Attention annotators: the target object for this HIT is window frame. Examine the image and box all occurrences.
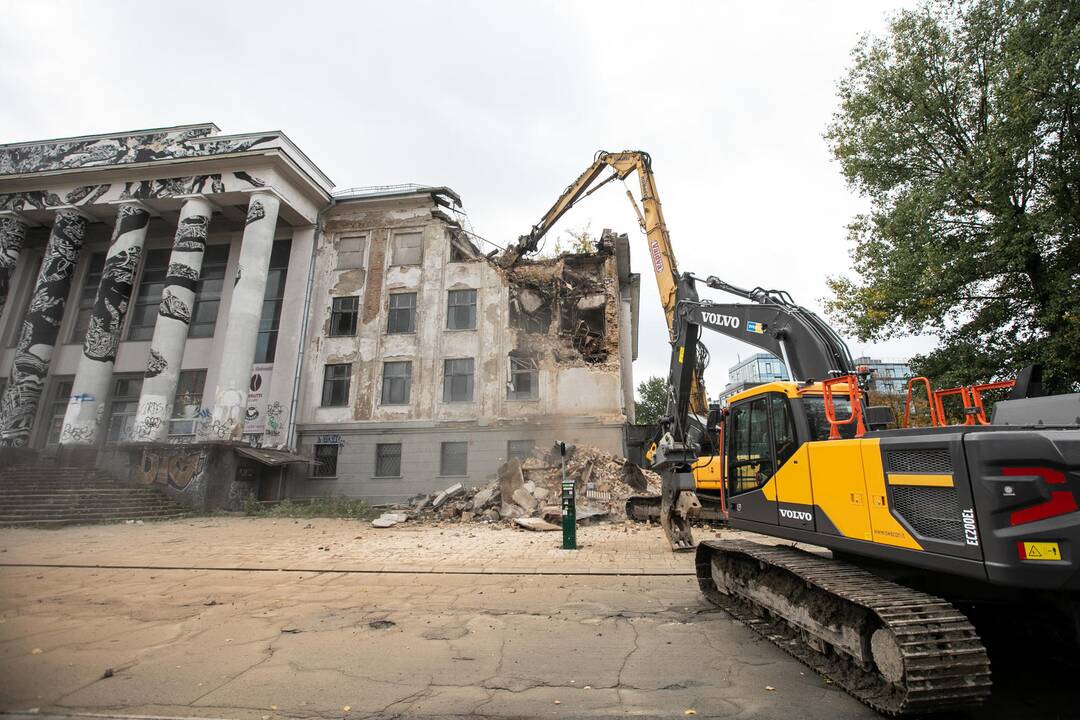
[380,361,412,405]
[507,439,535,462]
[168,369,207,438]
[105,373,144,445]
[68,251,107,344]
[446,288,477,331]
[188,243,231,339]
[440,441,468,477]
[42,377,75,448]
[337,234,367,270]
[254,239,291,363]
[125,247,172,341]
[321,363,352,407]
[312,443,339,478]
[386,292,417,334]
[329,296,360,337]
[507,353,539,401]
[442,357,475,403]
[390,230,423,266]
[374,442,403,478]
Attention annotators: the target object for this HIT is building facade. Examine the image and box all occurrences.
[717,352,789,405]
[853,355,912,395]
[0,124,639,507]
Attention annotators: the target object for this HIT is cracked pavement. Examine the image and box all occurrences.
[0,518,877,719]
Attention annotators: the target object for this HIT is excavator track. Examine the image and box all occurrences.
[696,539,992,716]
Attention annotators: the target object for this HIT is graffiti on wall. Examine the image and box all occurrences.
[0,217,27,322]
[136,446,209,492]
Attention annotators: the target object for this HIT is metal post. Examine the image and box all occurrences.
[558,441,576,550]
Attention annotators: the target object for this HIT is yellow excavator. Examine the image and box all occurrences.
[504,150,725,521]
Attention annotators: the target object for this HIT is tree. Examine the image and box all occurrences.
[634,376,669,426]
[825,0,1080,393]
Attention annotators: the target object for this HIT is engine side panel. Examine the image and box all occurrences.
[806,439,873,541]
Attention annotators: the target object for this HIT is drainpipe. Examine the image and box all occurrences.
[285,200,333,451]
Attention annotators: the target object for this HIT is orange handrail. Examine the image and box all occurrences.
[822,375,867,440]
[970,380,1015,425]
[903,376,939,428]
[934,386,975,426]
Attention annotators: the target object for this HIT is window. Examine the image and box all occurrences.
[727,397,773,495]
[507,353,538,400]
[440,441,468,476]
[189,244,230,338]
[375,443,402,477]
[446,289,477,330]
[254,240,291,363]
[127,248,171,340]
[803,396,856,441]
[106,375,143,443]
[169,370,206,438]
[321,363,351,406]
[381,361,412,405]
[391,231,423,266]
[44,378,74,447]
[7,255,42,348]
[443,358,474,402]
[330,296,359,337]
[507,439,535,462]
[312,444,339,478]
[337,235,366,270]
[387,292,416,334]
[769,393,797,468]
[69,252,106,342]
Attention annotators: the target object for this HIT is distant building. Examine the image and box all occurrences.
[716,353,788,405]
[854,356,912,395]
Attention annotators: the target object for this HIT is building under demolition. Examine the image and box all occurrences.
[0,124,640,508]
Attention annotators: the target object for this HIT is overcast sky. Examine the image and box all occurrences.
[1,0,937,397]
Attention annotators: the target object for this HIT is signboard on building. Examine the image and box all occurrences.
[243,363,274,435]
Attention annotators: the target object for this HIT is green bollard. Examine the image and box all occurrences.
[558,441,576,550]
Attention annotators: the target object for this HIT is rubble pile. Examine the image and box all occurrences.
[375,444,660,529]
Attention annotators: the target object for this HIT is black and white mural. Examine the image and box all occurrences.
[60,204,151,446]
[0,125,281,176]
[131,201,211,442]
[0,217,28,323]
[0,171,269,214]
[0,211,87,447]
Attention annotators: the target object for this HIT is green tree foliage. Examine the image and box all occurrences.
[825,0,1079,392]
[634,376,669,425]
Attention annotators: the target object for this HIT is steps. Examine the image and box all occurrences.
[0,465,188,527]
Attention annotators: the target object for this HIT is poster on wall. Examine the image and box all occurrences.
[243,363,274,435]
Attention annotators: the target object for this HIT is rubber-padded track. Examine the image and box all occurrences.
[696,539,992,716]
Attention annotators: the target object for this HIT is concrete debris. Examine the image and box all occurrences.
[387,444,660,531]
[514,517,561,532]
[372,512,409,528]
[432,483,464,509]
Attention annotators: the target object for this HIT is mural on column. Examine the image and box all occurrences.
[0,217,28,322]
[0,211,86,446]
[59,205,150,445]
[0,171,268,213]
[131,206,210,441]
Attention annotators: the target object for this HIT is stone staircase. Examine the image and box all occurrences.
[0,465,188,528]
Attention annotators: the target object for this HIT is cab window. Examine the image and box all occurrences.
[728,397,773,494]
[802,395,857,440]
[770,393,797,466]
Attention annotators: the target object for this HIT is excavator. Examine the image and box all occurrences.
[503,150,725,523]
[652,270,1080,714]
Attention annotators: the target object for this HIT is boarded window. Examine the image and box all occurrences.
[321,363,351,406]
[106,375,143,443]
[312,444,339,478]
[189,244,230,339]
[507,439,535,462]
[69,252,107,343]
[169,370,206,438]
[440,441,468,476]
[391,231,423,266]
[507,353,539,400]
[443,358,474,402]
[337,235,367,270]
[375,443,402,477]
[330,296,359,336]
[446,289,477,330]
[387,292,416,334]
[381,361,412,405]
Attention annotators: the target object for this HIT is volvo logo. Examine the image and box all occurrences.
[649,239,664,273]
[779,508,813,522]
[702,311,740,329]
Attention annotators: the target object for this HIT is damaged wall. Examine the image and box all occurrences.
[291,187,638,503]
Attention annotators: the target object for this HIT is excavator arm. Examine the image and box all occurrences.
[505,150,706,415]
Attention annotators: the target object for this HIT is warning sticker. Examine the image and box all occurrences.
[1020,541,1062,561]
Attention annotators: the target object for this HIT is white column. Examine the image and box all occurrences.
[201,191,281,441]
[0,217,28,324]
[59,204,151,447]
[0,210,87,447]
[131,197,213,442]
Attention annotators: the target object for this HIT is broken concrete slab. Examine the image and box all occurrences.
[372,512,409,528]
[511,488,539,512]
[498,458,526,498]
[472,484,499,510]
[577,293,607,310]
[513,517,561,532]
[516,288,546,313]
[432,483,465,509]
